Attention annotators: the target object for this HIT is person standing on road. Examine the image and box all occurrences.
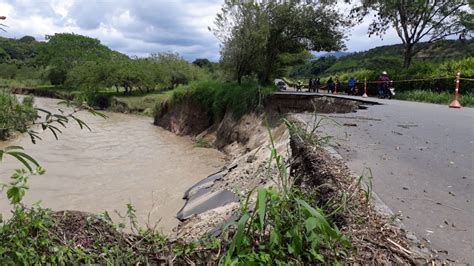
[308,78,313,92]
[334,77,341,94]
[378,71,391,98]
[348,77,356,95]
[296,80,303,92]
[327,77,334,94]
[314,77,320,93]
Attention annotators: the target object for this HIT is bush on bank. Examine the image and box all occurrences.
[0,92,36,140]
[163,80,276,121]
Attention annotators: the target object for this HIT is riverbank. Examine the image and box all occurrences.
[1,90,444,263]
[152,90,438,263]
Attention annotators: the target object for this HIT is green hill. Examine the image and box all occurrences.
[0,36,40,63]
[324,39,473,74]
[288,39,474,95]
[290,39,474,78]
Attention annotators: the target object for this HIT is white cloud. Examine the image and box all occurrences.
[1,0,407,61]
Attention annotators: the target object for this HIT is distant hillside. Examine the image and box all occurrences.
[290,39,474,78]
[324,39,473,74]
[0,36,40,63]
[313,51,351,59]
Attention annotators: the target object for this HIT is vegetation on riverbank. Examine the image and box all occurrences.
[0,92,36,140]
[164,80,275,121]
[1,0,471,263]
[2,109,422,264]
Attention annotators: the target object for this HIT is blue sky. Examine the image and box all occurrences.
[0,0,402,61]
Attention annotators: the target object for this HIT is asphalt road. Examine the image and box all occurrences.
[295,97,474,263]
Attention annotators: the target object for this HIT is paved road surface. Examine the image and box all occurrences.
[295,96,473,263]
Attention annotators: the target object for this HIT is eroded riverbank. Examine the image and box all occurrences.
[0,97,225,232]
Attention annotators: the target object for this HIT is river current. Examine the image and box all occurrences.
[0,97,225,232]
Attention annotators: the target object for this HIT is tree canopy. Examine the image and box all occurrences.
[352,0,472,68]
[212,1,350,84]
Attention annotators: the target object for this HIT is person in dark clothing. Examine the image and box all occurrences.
[327,77,334,94]
[378,71,391,98]
[308,78,313,92]
[348,77,356,95]
[314,77,320,93]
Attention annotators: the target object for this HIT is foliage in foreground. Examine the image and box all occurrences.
[221,123,351,264]
[0,92,36,140]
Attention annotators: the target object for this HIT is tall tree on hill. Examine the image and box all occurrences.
[212,1,349,84]
[352,0,471,68]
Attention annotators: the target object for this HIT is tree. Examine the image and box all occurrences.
[36,33,120,84]
[352,0,471,68]
[192,58,212,68]
[213,1,349,84]
[150,52,202,88]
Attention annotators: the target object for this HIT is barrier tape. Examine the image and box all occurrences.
[363,77,453,84]
[286,74,472,93]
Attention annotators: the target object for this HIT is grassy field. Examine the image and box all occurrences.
[112,90,173,115]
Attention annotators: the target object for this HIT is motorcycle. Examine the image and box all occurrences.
[380,81,395,99]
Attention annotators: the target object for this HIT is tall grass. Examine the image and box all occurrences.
[221,122,351,264]
[166,80,275,121]
[397,90,474,107]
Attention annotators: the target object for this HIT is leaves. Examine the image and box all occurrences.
[256,188,267,232]
[1,146,39,173]
[352,0,470,67]
[214,1,350,83]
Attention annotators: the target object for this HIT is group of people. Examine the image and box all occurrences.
[291,71,393,98]
[313,76,358,95]
[307,78,321,92]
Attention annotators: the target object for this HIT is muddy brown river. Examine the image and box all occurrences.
[0,97,225,232]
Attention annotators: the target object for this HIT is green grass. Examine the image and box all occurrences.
[0,78,49,88]
[397,90,474,107]
[168,80,275,121]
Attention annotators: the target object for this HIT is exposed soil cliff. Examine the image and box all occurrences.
[154,96,437,264]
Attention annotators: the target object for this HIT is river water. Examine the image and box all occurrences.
[0,97,225,232]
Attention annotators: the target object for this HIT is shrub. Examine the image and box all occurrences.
[0,92,37,139]
[168,80,275,121]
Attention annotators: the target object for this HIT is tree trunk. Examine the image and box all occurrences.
[403,43,413,68]
[237,76,242,85]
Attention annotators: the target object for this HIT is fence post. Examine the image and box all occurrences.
[362,78,368,98]
[449,72,461,108]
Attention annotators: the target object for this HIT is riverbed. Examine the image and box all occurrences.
[0,97,225,233]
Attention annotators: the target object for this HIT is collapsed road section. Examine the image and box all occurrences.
[154,94,442,264]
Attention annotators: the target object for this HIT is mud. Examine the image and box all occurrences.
[154,100,212,136]
[0,97,225,233]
